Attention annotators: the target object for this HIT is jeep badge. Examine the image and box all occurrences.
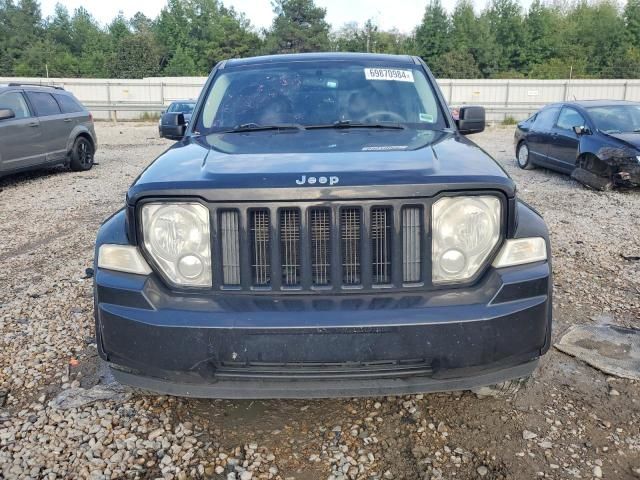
[295,175,339,186]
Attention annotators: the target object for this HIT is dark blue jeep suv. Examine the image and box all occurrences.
[94,53,552,398]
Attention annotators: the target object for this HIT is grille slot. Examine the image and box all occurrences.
[250,209,271,286]
[210,200,438,291]
[371,207,392,284]
[341,207,362,285]
[220,210,240,285]
[310,208,331,286]
[402,206,422,282]
[280,208,301,287]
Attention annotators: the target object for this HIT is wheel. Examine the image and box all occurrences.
[69,137,94,172]
[471,376,530,398]
[516,142,535,170]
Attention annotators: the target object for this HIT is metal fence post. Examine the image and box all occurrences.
[106,83,113,122]
[623,81,629,100]
[505,81,510,121]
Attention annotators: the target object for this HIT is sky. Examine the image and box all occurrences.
[38,0,535,33]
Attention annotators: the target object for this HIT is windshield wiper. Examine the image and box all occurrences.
[222,123,303,133]
[306,120,405,130]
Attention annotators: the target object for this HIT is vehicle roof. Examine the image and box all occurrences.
[225,52,416,68]
[0,84,69,93]
[547,99,640,109]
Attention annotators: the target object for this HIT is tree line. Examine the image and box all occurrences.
[1,0,640,79]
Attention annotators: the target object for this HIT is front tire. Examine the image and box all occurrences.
[69,137,94,172]
[516,142,535,170]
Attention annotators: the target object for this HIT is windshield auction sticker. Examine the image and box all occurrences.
[364,68,414,82]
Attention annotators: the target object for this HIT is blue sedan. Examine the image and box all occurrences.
[514,100,640,189]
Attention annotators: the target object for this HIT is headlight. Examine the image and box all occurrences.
[141,203,211,287]
[432,195,501,284]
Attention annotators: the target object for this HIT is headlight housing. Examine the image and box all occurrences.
[432,195,501,284]
[141,202,211,287]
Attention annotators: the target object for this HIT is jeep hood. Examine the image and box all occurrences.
[128,129,514,203]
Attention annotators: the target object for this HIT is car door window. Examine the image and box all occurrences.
[54,94,84,113]
[0,92,31,119]
[26,92,62,117]
[556,107,585,131]
[533,107,560,130]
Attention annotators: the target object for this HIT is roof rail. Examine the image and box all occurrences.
[7,82,65,90]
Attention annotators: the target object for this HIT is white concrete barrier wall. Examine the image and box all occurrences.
[2,76,640,122]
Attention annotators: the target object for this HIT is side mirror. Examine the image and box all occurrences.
[159,112,186,140]
[456,106,485,135]
[0,108,16,121]
[572,125,590,135]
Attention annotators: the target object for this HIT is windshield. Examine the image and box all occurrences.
[195,62,446,133]
[587,105,640,134]
[168,102,195,114]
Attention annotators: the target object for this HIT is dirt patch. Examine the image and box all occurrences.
[0,124,639,480]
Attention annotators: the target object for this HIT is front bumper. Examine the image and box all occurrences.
[95,259,551,398]
[94,200,552,398]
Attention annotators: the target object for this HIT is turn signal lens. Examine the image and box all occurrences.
[493,237,547,268]
[98,244,152,275]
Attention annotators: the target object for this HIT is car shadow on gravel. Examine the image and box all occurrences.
[0,165,76,188]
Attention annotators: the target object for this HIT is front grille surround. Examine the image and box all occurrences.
[138,194,507,294]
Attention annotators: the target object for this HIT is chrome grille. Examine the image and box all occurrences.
[402,207,422,282]
[250,210,271,286]
[371,207,391,284]
[341,208,361,285]
[310,208,331,286]
[220,210,240,285]
[280,208,301,287]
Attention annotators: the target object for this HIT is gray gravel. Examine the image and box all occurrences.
[0,124,639,479]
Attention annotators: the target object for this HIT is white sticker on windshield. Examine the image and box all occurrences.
[364,68,414,82]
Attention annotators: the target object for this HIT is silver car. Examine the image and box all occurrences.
[0,83,98,177]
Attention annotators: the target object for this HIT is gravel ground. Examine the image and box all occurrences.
[0,123,639,480]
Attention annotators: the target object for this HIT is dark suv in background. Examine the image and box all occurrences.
[0,84,98,178]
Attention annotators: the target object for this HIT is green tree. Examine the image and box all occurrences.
[110,32,161,78]
[415,0,451,76]
[624,0,640,48]
[563,0,627,78]
[437,48,481,78]
[523,0,564,74]
[264,0,331,54]
[156,0,260,75]
[450,0,499,77]
[484,0,526,73]
[70,7,110,77]
[0,0,43,75]
[163,45,198,76]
